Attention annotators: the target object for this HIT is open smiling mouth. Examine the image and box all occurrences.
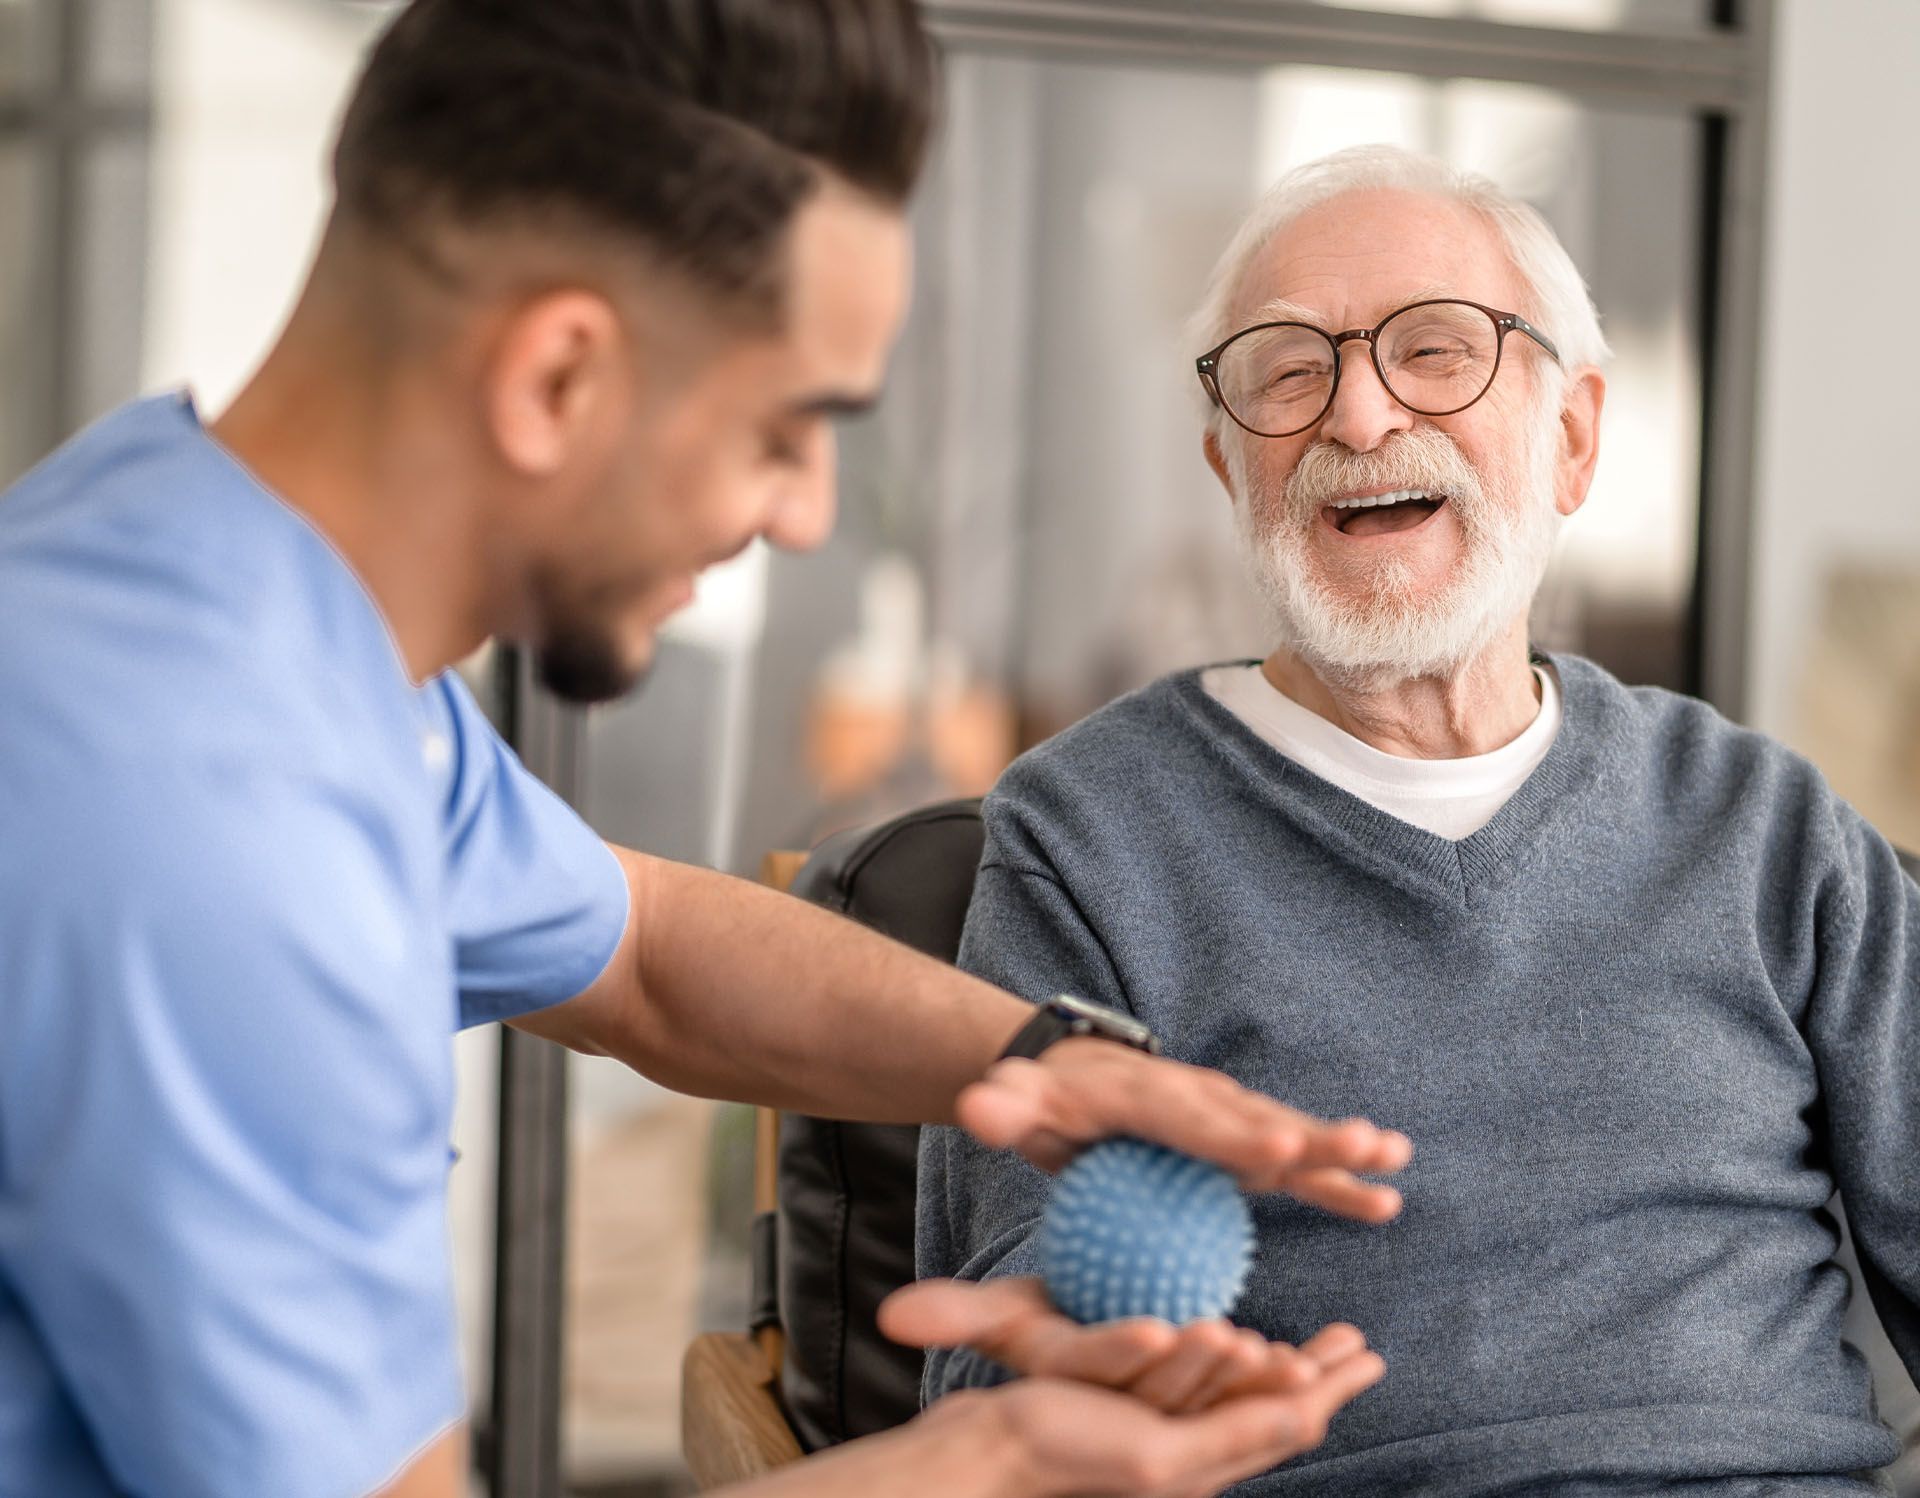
[1324,487,1449,538]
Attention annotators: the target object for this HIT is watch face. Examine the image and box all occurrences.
[1052,994,1156,1049]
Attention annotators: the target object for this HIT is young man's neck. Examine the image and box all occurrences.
[1261,617,1541,759]
[209,307,497,686]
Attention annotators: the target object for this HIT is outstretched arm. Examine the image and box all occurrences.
[514,846,1411,1198]
[709,1360,1386,1498]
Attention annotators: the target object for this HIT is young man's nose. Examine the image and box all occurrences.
[763,429,839,554]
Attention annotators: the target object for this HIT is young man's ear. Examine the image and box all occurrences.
[486,290,624,478]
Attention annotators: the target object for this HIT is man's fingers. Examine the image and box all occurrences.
[879,1274,1365,1424]
[962,1049,1309,1177]
[1290,1345,1390,1427]
[1276,1166,1405,1222]
[1289,1118,1415,1174]
[962,1047,1414,1227]
[1295,1321,1367,1370]
[1030,1317,1185,1388]
[1195,1322,1368,1408]
[1113,1076,1411,1193]
[1181,1350,1388,1491]
[1376,1127,1415,1171]
[1093,1057,1316,1181]
[1124,1354,1386,1491]
[1171,1325,1280,1413]
[877,1276,1181,1384]
[1121,1067,1313,1190]
[1235,1118,1413,1194]
[877,1276,1045,1350]
[973,1346,1387,1498]
[1124,1319,1248,1412]
[1241,1338,1318,1395]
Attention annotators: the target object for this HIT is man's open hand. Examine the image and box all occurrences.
[957,1037,1412,1220]
[882,1277,1386,1498]
[881,1277,1374,1416]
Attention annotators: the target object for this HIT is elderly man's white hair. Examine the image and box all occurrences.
[1190,144,1610,434]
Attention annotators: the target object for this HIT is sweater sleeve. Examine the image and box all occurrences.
[915,794,1134,1402]
[1804,809,1920,1384]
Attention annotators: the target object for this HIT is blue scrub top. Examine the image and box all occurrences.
[0,394,631,1496]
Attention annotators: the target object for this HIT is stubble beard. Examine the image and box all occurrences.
[529,566,652,707]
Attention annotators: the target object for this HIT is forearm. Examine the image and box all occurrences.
[714,1408,1020,1498]
[592,847,1032,1123]
[371,1428,464,1497]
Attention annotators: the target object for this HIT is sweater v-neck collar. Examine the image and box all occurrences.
[1167,651,1620,906]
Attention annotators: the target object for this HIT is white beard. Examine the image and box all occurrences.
[1230,413,1562,691]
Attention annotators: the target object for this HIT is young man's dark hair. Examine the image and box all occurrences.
[332,0,937,318]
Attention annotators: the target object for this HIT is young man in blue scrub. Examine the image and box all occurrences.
[0,4,1415,1496]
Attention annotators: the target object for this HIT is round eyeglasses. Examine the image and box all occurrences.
[1194,298,1562,440]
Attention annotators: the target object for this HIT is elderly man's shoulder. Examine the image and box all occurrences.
[1556,653,1846,821]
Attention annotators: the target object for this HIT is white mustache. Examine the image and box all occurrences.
[1278,427,1486,526]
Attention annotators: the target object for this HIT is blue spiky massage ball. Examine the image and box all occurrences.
[1041,1138,1254,1325]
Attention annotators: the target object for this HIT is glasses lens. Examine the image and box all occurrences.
[1376,302,1500,415]
[1214,324,1336,436]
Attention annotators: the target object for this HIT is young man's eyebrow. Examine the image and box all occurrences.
[793,391,879,420]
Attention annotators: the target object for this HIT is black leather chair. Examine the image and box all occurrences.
[680,810,1920,1490]
[775,798,986,1451]
[680,799,984,1487]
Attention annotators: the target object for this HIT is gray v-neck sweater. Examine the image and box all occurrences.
[917,654,1919,1495]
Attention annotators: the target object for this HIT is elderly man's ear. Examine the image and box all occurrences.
[1555,367,1606,519]
[1202,428,1233,499]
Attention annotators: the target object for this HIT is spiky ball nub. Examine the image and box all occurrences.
[1040,1138,1254,1325]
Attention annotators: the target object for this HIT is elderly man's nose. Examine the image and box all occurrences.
[1318,343,1413,454]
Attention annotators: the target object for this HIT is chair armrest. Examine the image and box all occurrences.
[682,1331,806,1489]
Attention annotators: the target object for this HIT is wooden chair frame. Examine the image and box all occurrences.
[680,855,811,1490]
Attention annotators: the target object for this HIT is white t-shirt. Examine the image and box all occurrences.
[1200,660,1563,841]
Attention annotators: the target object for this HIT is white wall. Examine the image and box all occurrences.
[1749,0,1920,743]
[1751,4,1920,1456]
[142,0,382,406]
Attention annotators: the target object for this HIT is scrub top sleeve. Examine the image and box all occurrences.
[431,673,631,1029]
[3,766,465,1498]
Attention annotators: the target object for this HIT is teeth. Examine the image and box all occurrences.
[1328,487,1442,510]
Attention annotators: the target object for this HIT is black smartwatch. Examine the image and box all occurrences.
[998,993,1160,1061]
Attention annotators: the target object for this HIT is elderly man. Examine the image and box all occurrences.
[916,144,1920,1494]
